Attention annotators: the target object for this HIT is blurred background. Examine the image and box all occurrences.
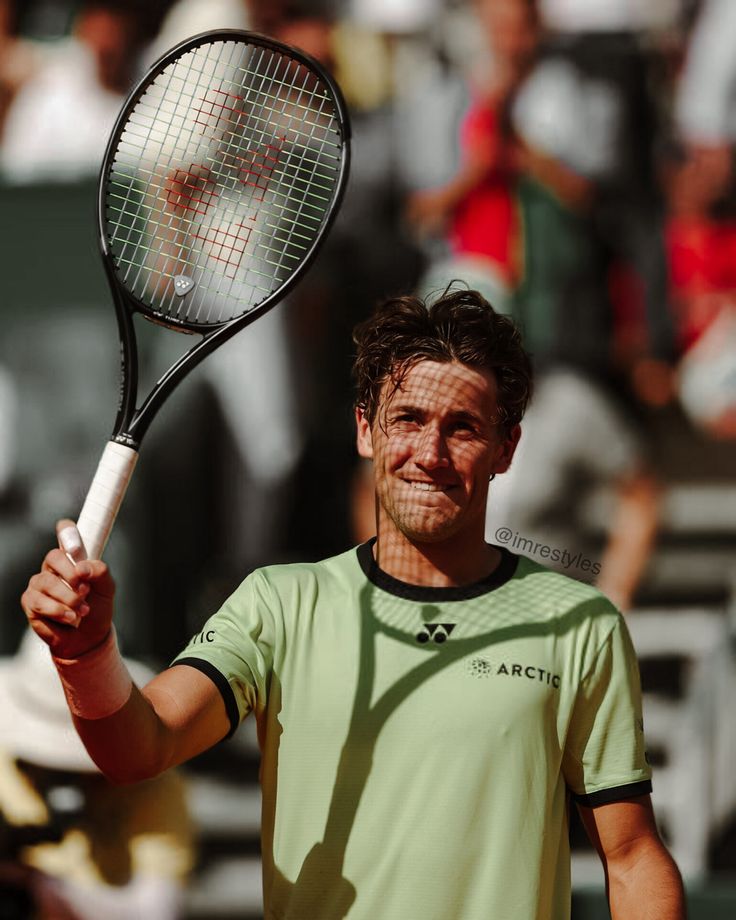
[1,0,736,917]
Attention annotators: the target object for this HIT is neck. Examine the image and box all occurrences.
[374,519,501,588]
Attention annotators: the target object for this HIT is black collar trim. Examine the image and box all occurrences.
[356,538,519,601]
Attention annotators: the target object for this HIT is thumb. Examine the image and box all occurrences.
[56,519,88,564]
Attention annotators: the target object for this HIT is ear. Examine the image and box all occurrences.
[492,423,521,475]
[355,406,373,459]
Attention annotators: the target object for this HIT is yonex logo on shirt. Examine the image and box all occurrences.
[416,623,456,644]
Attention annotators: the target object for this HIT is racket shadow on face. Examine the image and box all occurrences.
[264,575,612,918]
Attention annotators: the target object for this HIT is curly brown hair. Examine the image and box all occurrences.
[352,289,533,434]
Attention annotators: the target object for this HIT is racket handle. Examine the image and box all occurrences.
[76,441,139,560]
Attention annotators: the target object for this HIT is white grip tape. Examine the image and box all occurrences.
[77,441,138,560]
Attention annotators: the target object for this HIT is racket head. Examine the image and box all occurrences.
[98,30,350,334]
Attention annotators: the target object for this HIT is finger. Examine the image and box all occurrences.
[41,548,86,588]
[29,571,90,610]
[22,588,85,626]
[81,559,116,599]
[49,554,114,599]
[56,519,88,564]
[25,612,77,647]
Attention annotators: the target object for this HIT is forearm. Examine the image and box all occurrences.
[71,683,175,784]
[596,475,660,611]
[23,526,228,783]
[52,628,174,783]
[66,653,230,782]
[406,120,512,232]
[521,143,592,211]
[442,152,504,204]
[607,839,686,920]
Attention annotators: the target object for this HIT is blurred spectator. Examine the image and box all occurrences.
[387,1,665,609]
[198,2,339,576]
[0,1,42,141]
[480,1,678,611]
[511,23,676,379]
[0,629,194,918]
[675,0,736,149]
[665,0,736,439]
[349,0,442,35]
[538,0,683,34]
[485,368,660,612]
[675,303,736,439]
[405,0,539,312]
[146,0,250,64]
[0,0,148,182]
[261,2,337,65]
[267,2,423,560]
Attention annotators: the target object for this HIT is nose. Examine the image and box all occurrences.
[414,423,450,469]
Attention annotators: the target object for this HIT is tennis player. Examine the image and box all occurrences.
[22,289,684,919]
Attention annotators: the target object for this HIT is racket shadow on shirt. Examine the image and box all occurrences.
[267,577,615,919]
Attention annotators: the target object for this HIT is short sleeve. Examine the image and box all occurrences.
[170,570,276,737]
[563,615,652,806]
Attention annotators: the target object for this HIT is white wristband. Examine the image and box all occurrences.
[53,628,133,720]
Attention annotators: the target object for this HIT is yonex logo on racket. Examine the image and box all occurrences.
[174,275,194,296]
[416,623,455,644]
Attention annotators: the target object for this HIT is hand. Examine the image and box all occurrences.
[20,520,116,659]
[667,143,732,216]
[405,187,455,237]
[630,358,676,408]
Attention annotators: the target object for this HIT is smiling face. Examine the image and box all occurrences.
[356,359,520,546]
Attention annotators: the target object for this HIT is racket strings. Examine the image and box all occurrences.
[108,55,336,293]
[117,40,281,316]
[260,80,333,299]
[105,38,343,326]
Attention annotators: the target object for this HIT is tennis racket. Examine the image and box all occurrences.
[72,30,350,560]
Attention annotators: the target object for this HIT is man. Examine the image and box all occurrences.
[22,289,684,919]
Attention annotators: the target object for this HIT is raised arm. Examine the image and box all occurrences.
[578,795,686,920]
[20,521,230,783]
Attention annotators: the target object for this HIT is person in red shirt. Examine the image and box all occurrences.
[406,0,540,291]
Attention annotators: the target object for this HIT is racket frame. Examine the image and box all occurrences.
[76,30,350,558]
[97,29,351,450]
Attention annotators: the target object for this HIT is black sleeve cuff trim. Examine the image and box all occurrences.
[573,779,653,807]
[171,657,240,740]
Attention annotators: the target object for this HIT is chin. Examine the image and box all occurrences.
[395,516,463,544]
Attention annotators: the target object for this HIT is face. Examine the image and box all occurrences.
[476,0,538,63]
[77,10,136,94]
[356,360,520,545]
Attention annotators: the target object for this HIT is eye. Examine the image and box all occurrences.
[391,412,419,426]
[450,420,477,436]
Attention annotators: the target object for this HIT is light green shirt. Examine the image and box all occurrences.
[173,542,651,920]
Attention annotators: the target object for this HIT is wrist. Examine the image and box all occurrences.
[52,627,133,720]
